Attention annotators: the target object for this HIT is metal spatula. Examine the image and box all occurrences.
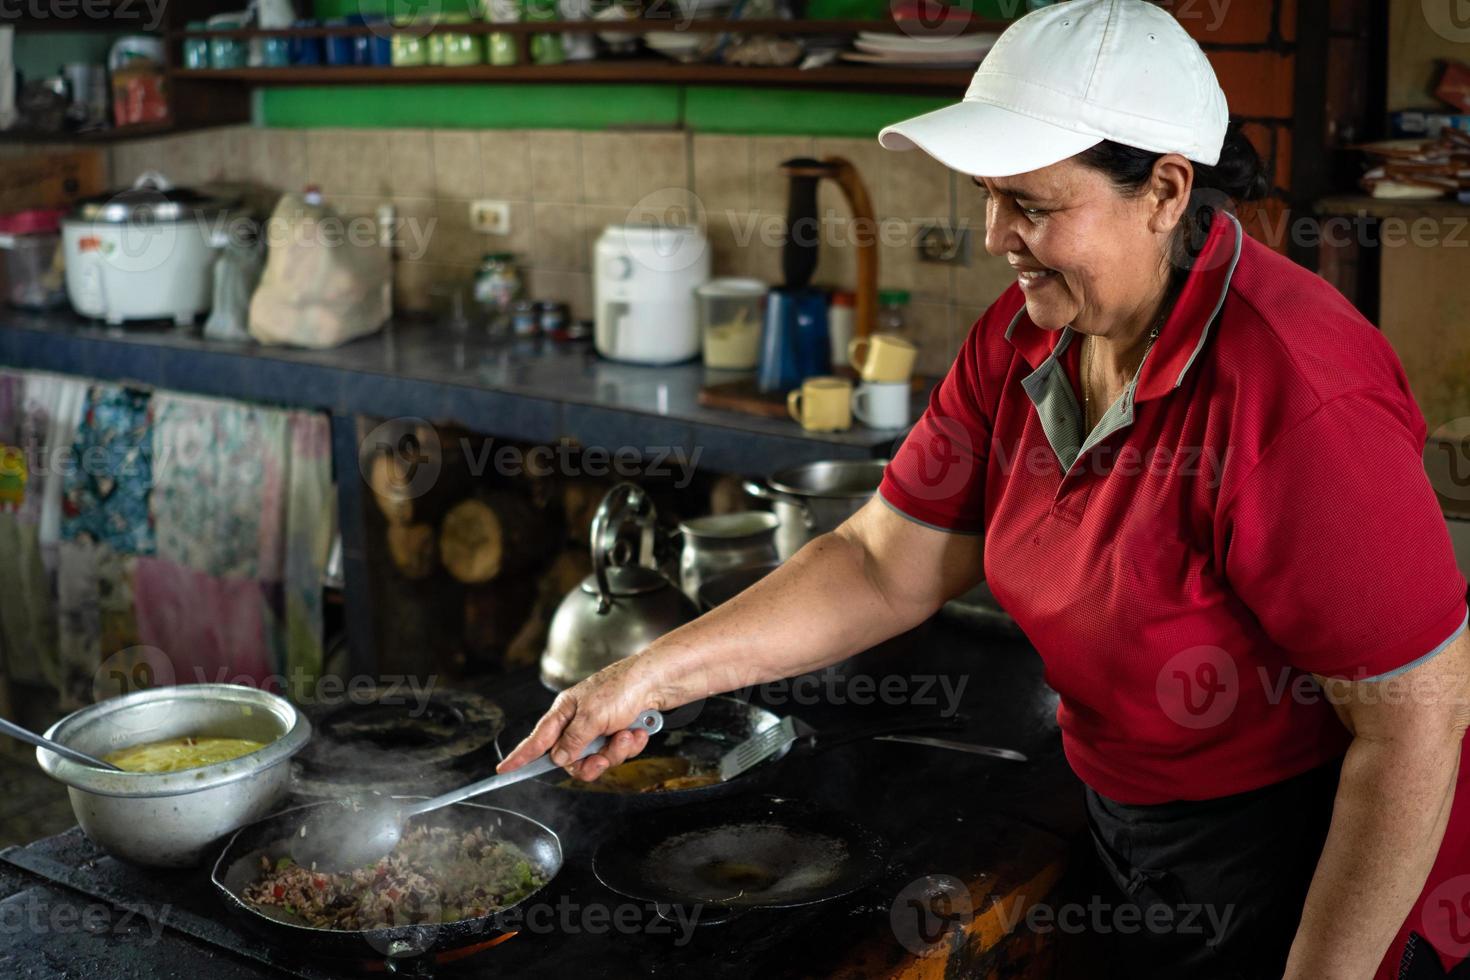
[718,716,799,782]
[290,708,664,872]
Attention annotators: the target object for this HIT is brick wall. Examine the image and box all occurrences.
[1166,0,1300,252]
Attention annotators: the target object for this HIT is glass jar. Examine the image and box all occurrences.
[262,36,292,67]
[876,289,911,336]
[474,252,523,330]
[182,23,210,70]
[442,14,481,65]
[208,22,247,69]
[510,299,539,336]
[525,0,563,65]
[391,24,428,66]
[485,0,520,66]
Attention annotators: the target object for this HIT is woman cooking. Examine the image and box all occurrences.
[501,2,1470,976]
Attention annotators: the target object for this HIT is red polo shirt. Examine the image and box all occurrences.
[880,212,1468,805]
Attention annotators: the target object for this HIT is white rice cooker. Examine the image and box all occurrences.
[594,223,709,365]
[62,171,235,326]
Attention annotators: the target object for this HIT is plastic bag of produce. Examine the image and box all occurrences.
[248,193,389,349]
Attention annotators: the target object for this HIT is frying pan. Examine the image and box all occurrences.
[211,800,562,973]
[593,795,887,923]
[494,695,968,814]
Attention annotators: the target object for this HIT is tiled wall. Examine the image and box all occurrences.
[108,125,1018,378]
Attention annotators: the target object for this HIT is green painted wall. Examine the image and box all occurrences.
[261,84,949,136]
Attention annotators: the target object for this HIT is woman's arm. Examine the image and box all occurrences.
[497,496,984,780]
[1283,630,1470,978]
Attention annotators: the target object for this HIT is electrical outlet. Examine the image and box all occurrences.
[916,224,972,265]
[469,200,512,235]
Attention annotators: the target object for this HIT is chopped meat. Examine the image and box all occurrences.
[241,825,545,930]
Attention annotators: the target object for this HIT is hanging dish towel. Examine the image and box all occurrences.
[61,385,155,556]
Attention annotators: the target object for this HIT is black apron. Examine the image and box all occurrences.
[1081,757,1343,979]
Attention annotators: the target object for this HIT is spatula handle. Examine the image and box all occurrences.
[404,709,664,816]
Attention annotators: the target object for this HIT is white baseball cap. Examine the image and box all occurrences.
[878,0,1229,177]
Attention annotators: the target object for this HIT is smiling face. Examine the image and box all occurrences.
[977,155,1190,338]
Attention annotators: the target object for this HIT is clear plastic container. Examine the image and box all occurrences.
[0,209,66,310]
[698,278,767,370]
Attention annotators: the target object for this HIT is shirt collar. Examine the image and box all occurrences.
[1003,211,1244,403]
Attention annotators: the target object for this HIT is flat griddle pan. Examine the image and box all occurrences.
[496,694,967,814]
[592,795,887,922]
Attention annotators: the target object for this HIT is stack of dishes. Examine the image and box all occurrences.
[646,0,733,62]
[841,30,998,69]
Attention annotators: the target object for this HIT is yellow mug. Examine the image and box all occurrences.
[787,376,853,432]
[848,332,918,383]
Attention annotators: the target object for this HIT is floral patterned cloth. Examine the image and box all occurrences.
[0,373,332,705]
[150,393,286,580]
[61,385,155,555]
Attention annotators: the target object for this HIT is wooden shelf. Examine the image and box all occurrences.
[1315,194,1470,220]
[167,18,1006,39]
[1,15,160,33]
[1,120,243,145]
[170,60,974,92]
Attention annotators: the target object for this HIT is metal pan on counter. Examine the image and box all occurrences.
[211,800,562,973]
[494,695,969,816]
[593,795,888,924]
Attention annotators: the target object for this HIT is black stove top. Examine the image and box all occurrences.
[0,623,1080,979]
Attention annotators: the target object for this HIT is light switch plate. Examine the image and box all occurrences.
[470,200,512,235]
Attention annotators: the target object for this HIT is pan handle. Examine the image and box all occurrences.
[742,478,817,530]
[805,713,968,754]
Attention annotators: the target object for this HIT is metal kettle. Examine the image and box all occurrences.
[540,483,698,691]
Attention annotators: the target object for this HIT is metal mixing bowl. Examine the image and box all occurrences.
[37,684,312,867]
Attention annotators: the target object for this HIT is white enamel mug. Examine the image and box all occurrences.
[851,381,911,430]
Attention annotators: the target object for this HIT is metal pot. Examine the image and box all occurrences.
[744,459,889,559]
[676,511,780,601]
[36,683,311,868]
[541,483,698,691]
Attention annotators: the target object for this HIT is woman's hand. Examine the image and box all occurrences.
[496,656,664,782]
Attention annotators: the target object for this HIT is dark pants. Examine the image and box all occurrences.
[1081,758,1343,980]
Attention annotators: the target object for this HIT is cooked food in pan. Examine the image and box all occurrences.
[242,825,545,929]
[104,735,267,773]
[557,755,720,793]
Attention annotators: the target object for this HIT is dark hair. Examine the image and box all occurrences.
[1076,121,1269,266]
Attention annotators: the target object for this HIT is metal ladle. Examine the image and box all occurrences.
[290,708,665,872]
[0,716,123,771]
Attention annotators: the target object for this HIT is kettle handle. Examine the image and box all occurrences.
[590,482,655,614]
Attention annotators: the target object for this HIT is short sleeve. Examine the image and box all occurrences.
[878,317,994,535]
[1222,391,1468,679]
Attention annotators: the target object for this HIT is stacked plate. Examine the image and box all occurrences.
[842,30,998,69]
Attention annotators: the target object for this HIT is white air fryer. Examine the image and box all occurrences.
[594,223,710,365]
